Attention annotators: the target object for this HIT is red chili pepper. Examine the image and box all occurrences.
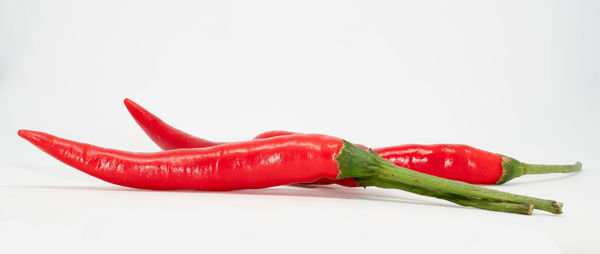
[124,98,581,185]
[18,129,563,215]
[18,130,342,190]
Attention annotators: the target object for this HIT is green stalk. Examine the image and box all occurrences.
[336,140,563,214]
[524,161,582,174]
[497,155,581,184]
[357,176,534,215]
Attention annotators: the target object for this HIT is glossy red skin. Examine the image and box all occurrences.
[373,145,503,184]
[124,99,505,185]
[18,130,343,190]
[124,98,223,149]
[252,132,503,184]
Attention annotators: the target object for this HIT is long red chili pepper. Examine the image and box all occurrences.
[18,129,563,215]
[18,130,340,190]
[124,98,581,185]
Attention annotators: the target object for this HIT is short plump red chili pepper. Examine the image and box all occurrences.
[124,98,581,185]
[18,129,564,215]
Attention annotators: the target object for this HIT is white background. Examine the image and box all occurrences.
[1,0,599,253]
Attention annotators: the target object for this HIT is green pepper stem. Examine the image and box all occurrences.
[336,140,563,215]
[357,176,534,215]
[523,161,582,175]
[498,155,582,184]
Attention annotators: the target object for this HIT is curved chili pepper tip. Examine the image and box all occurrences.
[19,130,60,153]
[18,129,42,143]
[124,98,222,149]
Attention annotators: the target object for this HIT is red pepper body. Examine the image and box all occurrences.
[251,131,503,184]
[124,99,506,185]
[18,130,344,190]
[373,145,503,184]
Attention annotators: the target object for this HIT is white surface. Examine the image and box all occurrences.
[1,0,599,253]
